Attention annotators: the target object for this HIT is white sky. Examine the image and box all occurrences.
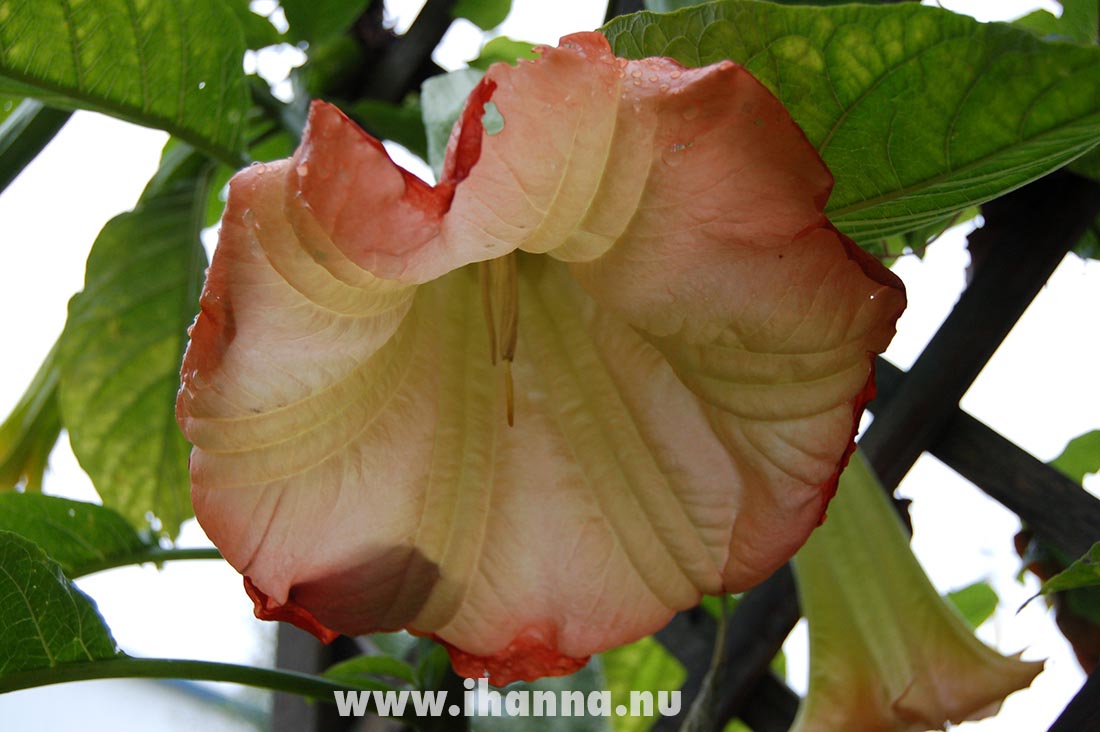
[0,0,1093,730]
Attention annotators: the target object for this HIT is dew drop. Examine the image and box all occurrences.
[659,84,669,92]
[682,106,699,120]
[296,162,309,177]
[632,79,642,87]
[662,142,691,167]
[197,81,206,90]
[670,70,682,79]
[648,75,658,83]
[631,69,642,79]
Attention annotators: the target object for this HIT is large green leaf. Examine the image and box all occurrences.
[0,0,249,165]
[0,530,119,675]
[0,340,62,492]
[58,145,214,539]
[602,2,1100,242]
[0,494,155,578]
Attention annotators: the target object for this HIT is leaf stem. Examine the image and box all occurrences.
[73,547,224,578]
[0,656,367,704]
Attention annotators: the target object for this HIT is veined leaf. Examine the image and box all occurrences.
[603,2,1100,242]
[0,530,119,675]
[0,494,155,578]
[0,0,249,165]
[59,145,214,539]
[0,339,62,492]
[0,99,70,194]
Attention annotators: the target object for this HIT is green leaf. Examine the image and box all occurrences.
[1042,541,1100,594]
[452,0,511,30]
[412,639,451,691]
[0,340,62,492]
[350,97,429,161]
[945,581,998,629]
[602,2,1100,242]
[644,0,706,11]
[1074,215,1100,259]
[0,95,19,125]
[0,0,250,165]
[866,206,979,263]
[0,530,119,674]
[226,0,283,49]
[58,145,215,539]
[0,99,71,194]
[324,654,418,690]
[421,68,484,178]
[1062,0,1100,45]
[1051,430,1100,484]
[0,494,156,578]
[281,0,370,44]
[602,636,686,732]
[469,36,539,70]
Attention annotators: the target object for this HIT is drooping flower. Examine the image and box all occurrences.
[176,31,905,684]
[792,453,1042,732]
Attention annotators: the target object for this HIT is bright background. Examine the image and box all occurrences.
[0,0,1096,729]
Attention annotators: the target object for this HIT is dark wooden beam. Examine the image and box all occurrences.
[873,358,1100,561]
[859,172,1100,489]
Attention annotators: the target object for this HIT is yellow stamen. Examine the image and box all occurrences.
[478,253,520,426]
[478,260,497,365]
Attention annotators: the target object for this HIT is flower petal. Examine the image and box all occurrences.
[178,32,906,684]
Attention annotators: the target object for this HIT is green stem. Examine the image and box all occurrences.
[0,657,355,702]
[73,547,223,578]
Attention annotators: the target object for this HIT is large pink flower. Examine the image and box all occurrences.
[177,31,905,684]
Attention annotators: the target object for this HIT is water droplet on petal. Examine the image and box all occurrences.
[631,69,642,79]
[683,106,699,120]
[296,162,309,177]
[670,70,682,79]
[648,75,658,83]
[662,142,691,167]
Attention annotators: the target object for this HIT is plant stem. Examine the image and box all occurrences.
[73,547,224,578]
[0,657,356,703]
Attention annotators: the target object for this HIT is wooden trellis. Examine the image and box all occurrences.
[269,2,1100,730]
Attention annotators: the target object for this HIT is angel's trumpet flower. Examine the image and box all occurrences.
[792,453,1043,732]
[176,32,905,684]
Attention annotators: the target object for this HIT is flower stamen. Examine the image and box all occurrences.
[479,254,519,426]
